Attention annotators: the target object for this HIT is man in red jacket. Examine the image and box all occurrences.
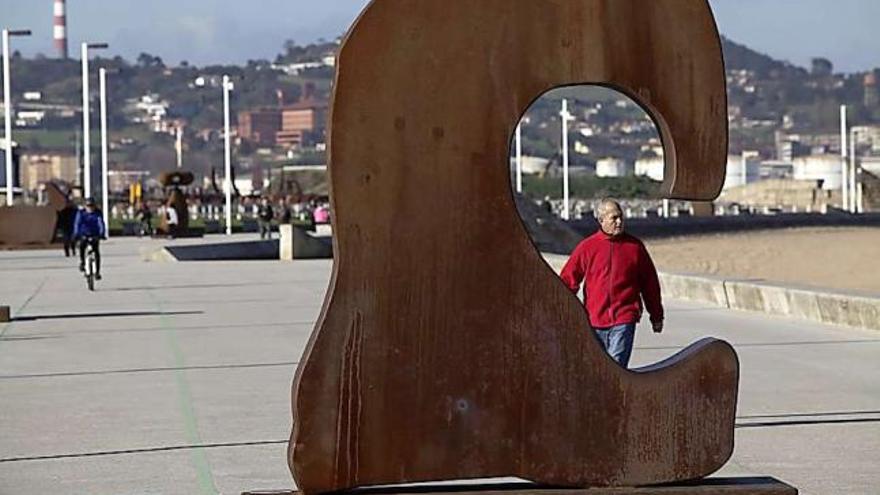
[560,199,664,368]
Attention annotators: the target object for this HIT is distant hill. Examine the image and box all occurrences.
[720,36,806,78]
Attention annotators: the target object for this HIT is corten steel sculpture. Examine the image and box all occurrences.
[290,1,738,493]
[0,182,68,247]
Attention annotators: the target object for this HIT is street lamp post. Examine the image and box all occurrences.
[840,105,848,211]
[99,67,110,235]
[81,42,108,200]
[175,125,183,169]
[560,99,574,221]
[223,75,233,236]
[2,28,31,206]
[515,122,523,194]
[850,127,863,214]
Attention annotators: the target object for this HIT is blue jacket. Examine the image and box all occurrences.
[73,209,106,239]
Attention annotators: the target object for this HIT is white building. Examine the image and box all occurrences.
[793,155,843,190]
[860,156,880,176]
[723,153,762,189]
[509,156,551,175]
[15,111,45,127]
[760,160,794,180]
[635,156,664,181]
[852,125,880,153]
[596,158,634,178]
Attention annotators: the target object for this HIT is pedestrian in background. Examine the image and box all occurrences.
[137,202,153,237]
[165,205,179,239]
[258,196,274,239]
[57,198,79,257]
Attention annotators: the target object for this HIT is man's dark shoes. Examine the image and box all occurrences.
[96,274,102,281]
[78,264,85,272]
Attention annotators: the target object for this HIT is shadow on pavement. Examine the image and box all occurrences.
[736,409,880,429]
[13,310,204,322]
[737,417,880,428]
[112,282,285,291]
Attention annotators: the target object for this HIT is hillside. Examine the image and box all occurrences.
[5,35,878,186]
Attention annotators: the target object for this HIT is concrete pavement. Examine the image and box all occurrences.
[1,237,878,494]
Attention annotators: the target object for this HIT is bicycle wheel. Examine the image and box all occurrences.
[87,256,96,291]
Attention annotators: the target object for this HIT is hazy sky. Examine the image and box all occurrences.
[1,0,878,72]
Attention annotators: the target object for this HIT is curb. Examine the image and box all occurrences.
[142,247,179,263]
[715,278,880,331]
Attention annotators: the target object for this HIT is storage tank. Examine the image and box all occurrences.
[793,155,842,190]
[509,156,551,175]
[634,156,664,181]
[596,158,634,178]
[723,154,761,189]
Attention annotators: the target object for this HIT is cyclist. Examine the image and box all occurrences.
[73,198,107,280]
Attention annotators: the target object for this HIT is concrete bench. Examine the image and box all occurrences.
[279,224,332,260]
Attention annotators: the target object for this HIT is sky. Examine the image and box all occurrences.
[1,0,879,73]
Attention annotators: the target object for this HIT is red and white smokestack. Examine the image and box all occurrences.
[53,0,68,59]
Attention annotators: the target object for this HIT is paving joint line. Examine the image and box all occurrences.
[0,361,300,380]
[0,440,288,464]
[148,291,220,495]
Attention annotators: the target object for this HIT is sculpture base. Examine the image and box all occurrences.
[243,478,797,495]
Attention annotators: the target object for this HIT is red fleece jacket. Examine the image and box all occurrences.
[560,231,664,329]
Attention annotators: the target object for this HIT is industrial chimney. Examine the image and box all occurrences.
[53,0,68,59]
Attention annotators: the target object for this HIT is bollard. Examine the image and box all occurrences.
[279,224,294,261]
[0,305,10,323]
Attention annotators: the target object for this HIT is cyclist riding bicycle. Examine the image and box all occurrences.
[73,198,107,280]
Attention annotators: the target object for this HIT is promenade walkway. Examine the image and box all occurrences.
[1,238,877,494]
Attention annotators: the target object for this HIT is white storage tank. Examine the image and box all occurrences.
[509,156,552,175]
[634,156,664,181]
[596,158,634,178]
[723,154,762,189]
[793,155,842,190]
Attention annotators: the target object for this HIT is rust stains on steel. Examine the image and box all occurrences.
[290,1,736,493]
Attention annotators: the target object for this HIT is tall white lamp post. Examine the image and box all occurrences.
[850,128,863,214]
[515,122,523,194]
[840,105,848,211]
[2,28,31,206]
[560,99,574,220]
[81,42,108,200]
[223,75,233,236]
[99,67,110,235]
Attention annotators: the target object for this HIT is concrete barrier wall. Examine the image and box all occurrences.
[543,253,880,331]
[656,272,729,308]
[567,212,880,240]
[661,274,880,332]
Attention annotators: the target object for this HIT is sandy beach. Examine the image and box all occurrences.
[644,227,880,295]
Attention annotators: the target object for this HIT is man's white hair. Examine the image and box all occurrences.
[595,198,622,220]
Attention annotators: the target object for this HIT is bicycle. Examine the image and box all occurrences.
[82,236,99,291]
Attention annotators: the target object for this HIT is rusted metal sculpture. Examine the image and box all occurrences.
[290,1,737,493]
[0,182,68,247]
